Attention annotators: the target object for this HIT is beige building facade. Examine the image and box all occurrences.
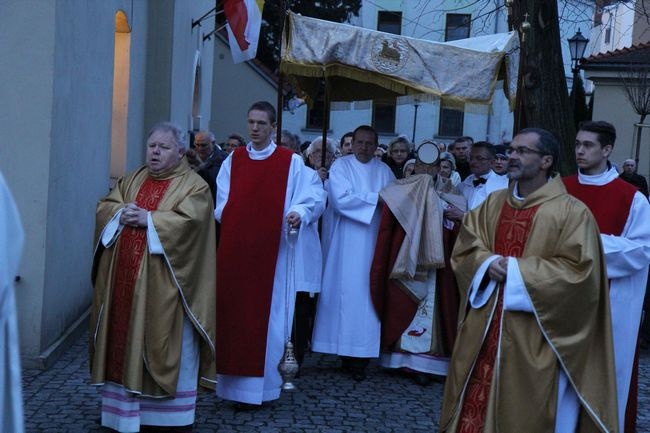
[583,44,650,180]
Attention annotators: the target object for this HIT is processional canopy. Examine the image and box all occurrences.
[280,12,520,112]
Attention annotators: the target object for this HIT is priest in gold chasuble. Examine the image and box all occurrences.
[91,122,216,433]
[439,129,618,433]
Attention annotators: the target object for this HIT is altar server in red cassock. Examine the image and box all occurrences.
[215,101,325,405]
[440,128,618,433]
[564,120,650,433]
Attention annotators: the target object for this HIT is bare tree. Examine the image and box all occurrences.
[620,66,650,165]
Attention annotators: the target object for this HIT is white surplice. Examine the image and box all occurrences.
[214,142,325,404]
[294,166,327,294]
[0,171,25,433]
[576,167,650,433]
[312,155,395,358]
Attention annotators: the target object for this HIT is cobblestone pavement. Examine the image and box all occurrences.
[22,333,650,432]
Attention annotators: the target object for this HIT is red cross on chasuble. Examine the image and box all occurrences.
[106,177,173,384]
[457,202,540,433]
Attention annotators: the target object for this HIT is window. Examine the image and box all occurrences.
[438,106,464,137]
[306,86,330,130]
[605,26,611,44]
[445,14,471,41]
[373,101,396,134]
[378,11,402,35]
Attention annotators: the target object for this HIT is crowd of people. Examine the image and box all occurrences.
[85,100,650,433]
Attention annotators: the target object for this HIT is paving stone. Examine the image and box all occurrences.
[22,331,650,432]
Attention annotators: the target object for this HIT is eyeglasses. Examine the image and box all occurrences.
[506,146,547,157]
[194,142,213,148]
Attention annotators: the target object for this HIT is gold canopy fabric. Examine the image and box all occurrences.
[280,12,519,110]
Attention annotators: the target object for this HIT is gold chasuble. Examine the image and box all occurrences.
[440,175,618,433]
[90,158,216,397]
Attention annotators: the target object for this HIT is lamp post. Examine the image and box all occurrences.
[568,29,589,128]
[568,29,589,90]
[412,102,419,144]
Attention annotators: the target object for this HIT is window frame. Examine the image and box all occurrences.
[444,13,471,42]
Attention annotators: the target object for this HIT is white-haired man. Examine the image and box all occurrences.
[91,122,216,432]
[306,136,336,181]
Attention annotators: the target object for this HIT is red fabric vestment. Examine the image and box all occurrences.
[563,176,635,236]
[216,147,292,376]
[106,177,172,384]
[437,225,460,352]
[370,206,416,349]
[457,202,540,433]
[370,206,459,354]
[564,175,639,433]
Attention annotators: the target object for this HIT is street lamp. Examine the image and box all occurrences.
[568,29,589,74]
[568,29,590,128]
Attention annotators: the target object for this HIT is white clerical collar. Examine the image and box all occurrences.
[577,164,618,186]
[246,141,276,160]
[512,182,525,201]
[512,177,552,201]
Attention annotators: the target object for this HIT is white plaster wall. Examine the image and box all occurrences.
[41,0,119,352]
[590,80,650,179]
[210,38,277,143]
[124,1,150,172]
[169,0,216,132]
[1,0,220,363]
[0,0,56,358]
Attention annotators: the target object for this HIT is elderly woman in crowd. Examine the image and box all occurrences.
[403,159,417,177]
[438,152,461,186]
[383,135,414,179]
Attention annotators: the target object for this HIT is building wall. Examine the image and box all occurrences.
[632,0,650,44]
[590,3,634,54]
[0,0,56,361]
[210,37,277,143]
[588,75,650,178]
[0,0,218,367]
[40,1,119,355]
[280,96,512,148]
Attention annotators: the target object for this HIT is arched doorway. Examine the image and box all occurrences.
[110,10,131,188]
[191,50,202,131]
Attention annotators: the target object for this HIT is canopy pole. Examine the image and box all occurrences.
[321,77,330,170]
[275,59,285,146]
[276,1,287,145]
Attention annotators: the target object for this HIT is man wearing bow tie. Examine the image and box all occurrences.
[458,141,509,211]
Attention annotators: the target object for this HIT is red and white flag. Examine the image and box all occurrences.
[224,0,265,64]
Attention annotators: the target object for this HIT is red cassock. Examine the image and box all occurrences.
[370,205,460,356]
